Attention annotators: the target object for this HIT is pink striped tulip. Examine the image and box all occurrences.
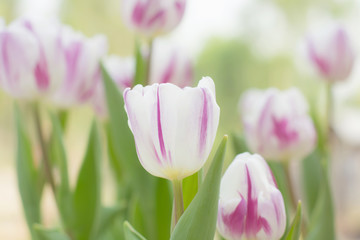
[0,19,61,99]
[50,25,107,108]
[307,25,355,82]
[217,153,286,240]
[123,77,219,180]
[240,88,316,161]
[121,0,186,37]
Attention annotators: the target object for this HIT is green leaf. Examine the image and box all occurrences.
[170,136,228,240]
[102,63,157,239]
[72,120,101,240]
[306,165,335,240]
[133,39,147,86]
[49,112,73,230]
[285,202,302,240]
[124,221,147,240]
[154,178,172,240]
[231,132,248,154]
[182,172,198,210]
[14,105,42,240]
[34,225,70,240]
[101,62,149,191]
[95,205,126,238]
[268,161,292,225]
[301,150,323,217]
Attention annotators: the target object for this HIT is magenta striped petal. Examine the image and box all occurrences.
[217,153,286,240]
[307,24,355,82]
[124,77,219,180]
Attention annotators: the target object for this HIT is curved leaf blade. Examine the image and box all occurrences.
[285,201,302,240]
[124,221,147,240]
[72,120,101,240]
[14,105,42,240]
[170,136,228,240]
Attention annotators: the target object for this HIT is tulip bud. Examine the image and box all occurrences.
[123,77,219,180]
[240,88,316,161]
[92,56,134,117]
[217,153,286,240]
[121,0,186,37]
[307,25,355,82]
[50,25,107,108]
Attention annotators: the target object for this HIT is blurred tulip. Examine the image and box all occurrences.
[121,0,186,37]
[92,44,193,118]
[307,25,355,82]
[0,18,60,99]
[217,152,286,240]
[0,18,107,106]
[93,56,134,117]
[123,77,219,180]
[149,41,193,87]
[50,25,107,108]
[240,88,316,161]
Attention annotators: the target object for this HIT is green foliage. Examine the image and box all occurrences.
[96,206,126,238]
[124,221,147,240]
[34,226,70,240]
[49,113,74,230]
[301,151,323,217]
[72,120,102,240]
[306,161,335,240]
[14,105,42,240]
[284,202,302,240]
[154,178,172,240]
[182,172,198,210]
[268,161,293,226]
[170,136,228,240]
[101,63,160,239]
[231,133,248,155]
[133,39,148,86]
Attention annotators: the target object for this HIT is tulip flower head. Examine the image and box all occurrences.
[307,25,355,82]
[50,25,107,108]
[0,18,61,99]
[121,0,186,37]
[124,77,219,180]
[217,153,286,240]
[240,88,316,161]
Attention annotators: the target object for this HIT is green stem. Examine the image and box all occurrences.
[171,179,184,232]
[324,83,333,168]
[32,104,56,195]
[145,39,154,85]
[283,161,297,211]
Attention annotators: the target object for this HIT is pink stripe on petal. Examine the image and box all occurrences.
[146,9,165,27]
[132,1,148,26]
[156,87,167,159]
[199,88,209,156]
[160,54,176,83]
[244,166,272,238]
[34,50,50,91]
[221,198,247,236]
[308,39,330,76]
